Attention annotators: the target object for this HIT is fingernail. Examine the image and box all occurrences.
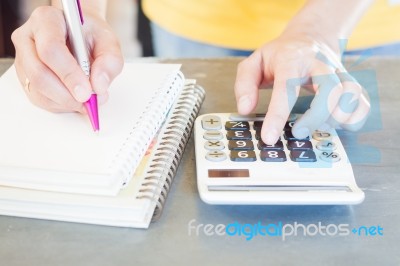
[74,85,91,102]
[238,95,252,114]
[264,128,280,145]
[293,127,310,139]
[95,73,110,94]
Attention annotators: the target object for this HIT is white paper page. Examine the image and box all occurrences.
[0,63,180,186]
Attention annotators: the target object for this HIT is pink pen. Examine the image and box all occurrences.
[61,0,99,132]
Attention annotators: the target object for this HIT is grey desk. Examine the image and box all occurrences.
[0,57,399,266]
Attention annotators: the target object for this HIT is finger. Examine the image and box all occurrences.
[234,50,263,115]
[326,71,362,128]
[12,23,84,112]
[15,57,78,113]
[30,6,92,103]
[89,26,124,95]
[291,65,342,139]
[261,66,302,145]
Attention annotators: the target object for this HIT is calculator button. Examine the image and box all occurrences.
[204,141,225,151]
[312,131,332,141]
[287,140,313,151]
[255,129,280,141]
[201,115,222,130]
[316,140,337,151]
[204,130,223,140]
[230,151,257,162]
[206,151,227,162]
[253,121,263,130]
[228,140,254,150]
[226,130,252,140]
[284,121,295,131]
[257,140,284,150]
[290,150,317,162]
[255,129,262,140]
[319,151,341,163]
[225,121,250,130]
[260,150,287,162]
[284,130,309,141]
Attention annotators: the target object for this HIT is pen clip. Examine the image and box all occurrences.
[76,0,84,24]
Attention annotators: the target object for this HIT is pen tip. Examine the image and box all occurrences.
[84,94,100,133]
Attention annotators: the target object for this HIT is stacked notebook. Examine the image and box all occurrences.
[0,62,205,228]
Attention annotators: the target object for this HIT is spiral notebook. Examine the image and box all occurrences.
[0,63,205,228]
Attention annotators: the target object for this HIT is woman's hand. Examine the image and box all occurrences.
[12,5,123,113]
[235,33,370,145]
[235,0,372,145]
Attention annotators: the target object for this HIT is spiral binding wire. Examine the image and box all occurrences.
[135,82,205,222]
[109,71,185,187]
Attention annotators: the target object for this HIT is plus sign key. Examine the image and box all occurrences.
[201,115,222,130]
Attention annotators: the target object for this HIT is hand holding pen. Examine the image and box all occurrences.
[11,1,123,120]
[62,0,101,131]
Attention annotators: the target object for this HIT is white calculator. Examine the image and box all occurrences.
[194,113,364,205]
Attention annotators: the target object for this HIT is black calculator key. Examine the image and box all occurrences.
[226,130,252,140]
[225,121,250,130]
[257,140,284,150]
[255,129,281,141]
[228,140,254,150]
[287,140,313,150]
[230,151,257,162]
[255,129,261,140]
[284,121,295,131]
[260,150,287,162]
[290,150,317,162]
[284,130,309,140]
[253,121,263,130]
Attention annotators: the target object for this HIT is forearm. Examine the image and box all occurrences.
[283,0,374,51]
[51,0,108,18]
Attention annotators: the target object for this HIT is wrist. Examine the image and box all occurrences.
[281,23,341,56]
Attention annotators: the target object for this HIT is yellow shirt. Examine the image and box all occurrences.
[143,0,400,50]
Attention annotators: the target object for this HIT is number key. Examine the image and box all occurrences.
[226,130,252,140]
[287,140,313,150]
[284,130,309,140]
[228,140,254,150]
[258,140,284,150]
[260,150,287,162]
[230,151,257,162]
[290,150,317,162]
[284,121,295,131]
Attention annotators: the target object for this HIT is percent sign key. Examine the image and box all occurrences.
[320,151,341,163]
